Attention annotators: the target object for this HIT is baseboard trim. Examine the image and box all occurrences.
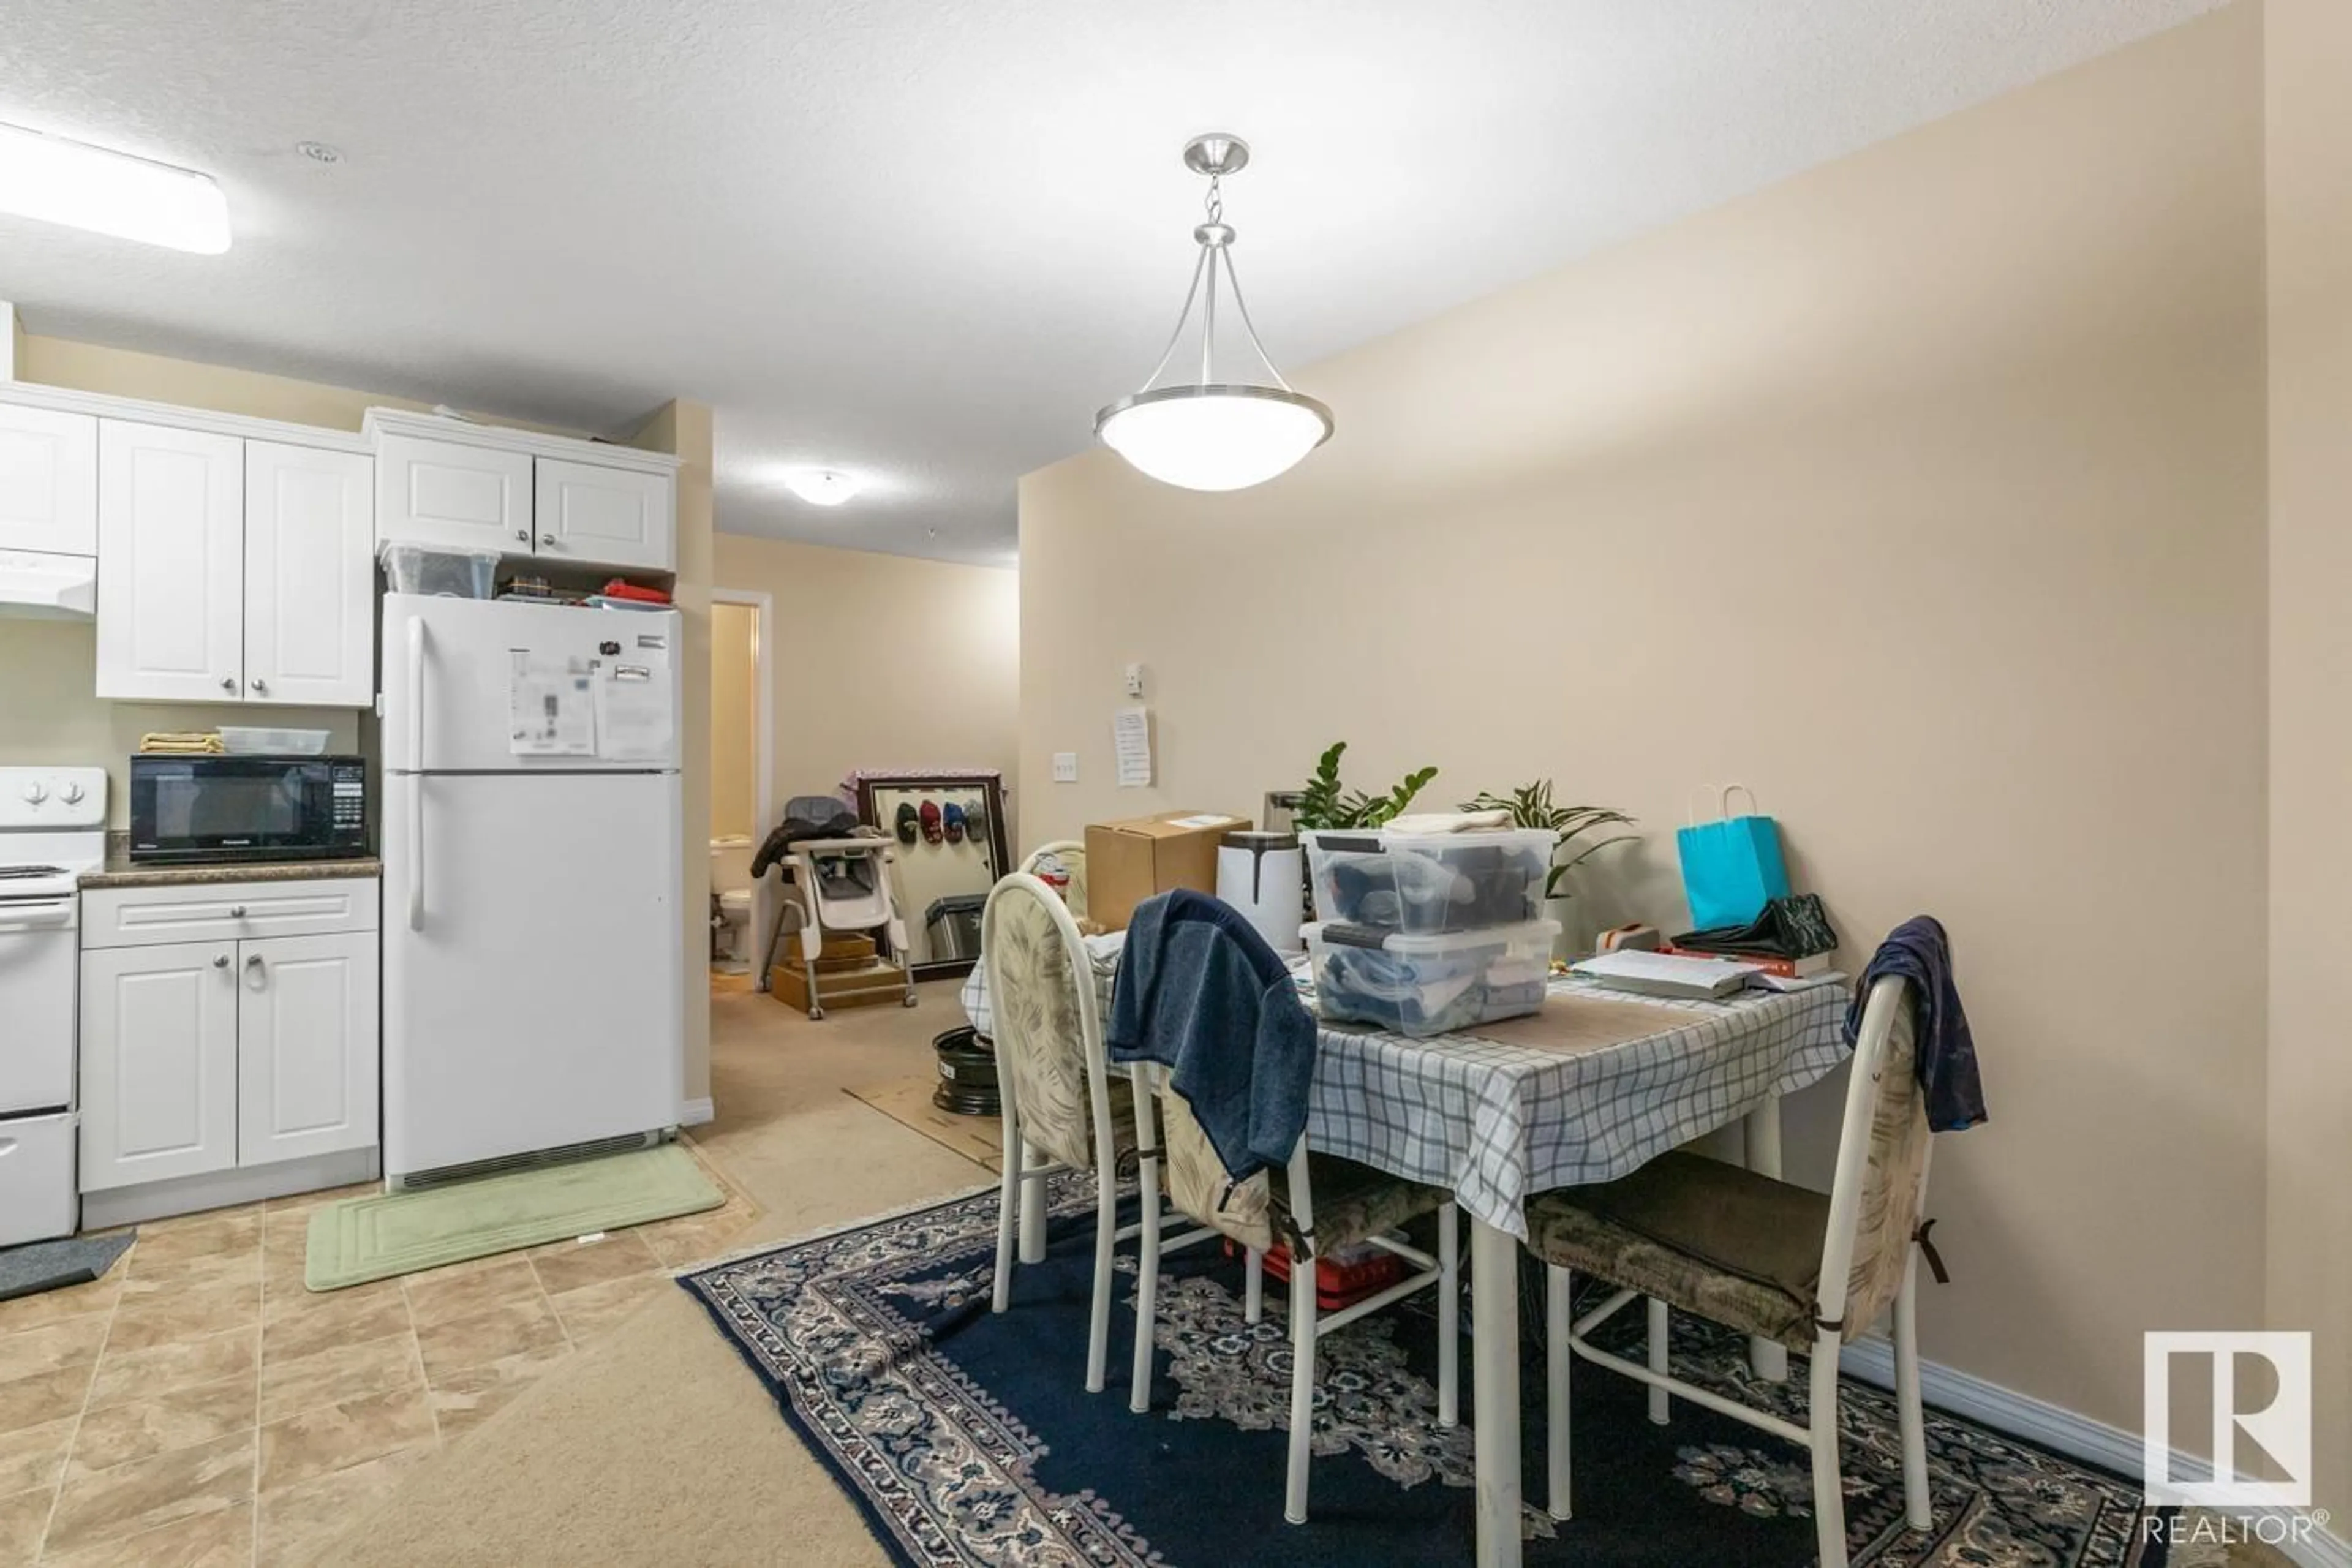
[679,1098,715,1128]
[1839,1337,2350,1568]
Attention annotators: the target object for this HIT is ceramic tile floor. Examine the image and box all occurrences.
[0,1143,759,1567]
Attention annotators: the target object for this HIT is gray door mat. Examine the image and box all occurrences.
[0,1231,135,1303]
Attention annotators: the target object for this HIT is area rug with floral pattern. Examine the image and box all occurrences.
[677,1172,2175,1567]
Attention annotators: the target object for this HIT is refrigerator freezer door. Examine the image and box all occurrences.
[380,594,682,774]
[383,771,684,1179]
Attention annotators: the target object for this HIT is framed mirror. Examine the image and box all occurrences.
[856,772,1010,982]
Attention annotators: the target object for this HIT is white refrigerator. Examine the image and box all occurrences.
[380,594,685,1184]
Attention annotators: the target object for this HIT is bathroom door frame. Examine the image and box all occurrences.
[712,585,775,971]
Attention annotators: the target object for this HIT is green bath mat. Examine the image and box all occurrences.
[306,1144,724,1291]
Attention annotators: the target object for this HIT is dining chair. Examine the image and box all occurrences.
[1126,1067,1460,1526]
[983,872,1215,1391]
[1525,974,1936,1568]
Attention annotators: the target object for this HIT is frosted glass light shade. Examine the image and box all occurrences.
[1096,385,1333,492]
[0,123,230,254]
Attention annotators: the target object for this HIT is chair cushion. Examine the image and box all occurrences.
[1282,1155,1449,1257]
[1523,1152,1830,1349]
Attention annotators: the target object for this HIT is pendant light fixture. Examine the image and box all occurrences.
[1095,134,1332,492]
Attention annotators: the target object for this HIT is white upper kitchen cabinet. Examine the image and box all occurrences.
[96,420,245,703]
[533,456,673,573]
[80,940,241,1193]
[0,404,97,556]
[243,442,374,707]
[374,430,533,554]
[236,930,379,1167]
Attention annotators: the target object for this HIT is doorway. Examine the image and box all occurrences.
[709,589,772,988]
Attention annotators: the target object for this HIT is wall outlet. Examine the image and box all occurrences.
[1052,752,1079,783]
[1123,662,1145,698]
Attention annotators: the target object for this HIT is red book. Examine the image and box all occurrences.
[1656,943,1832,979]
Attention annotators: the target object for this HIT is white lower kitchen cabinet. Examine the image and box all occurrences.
[78,940,241,1191]
[79,876,381,1223]
[238,930,378,1166]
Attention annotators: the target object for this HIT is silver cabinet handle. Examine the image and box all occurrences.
[540,533,556,547]
[514,529,529,542]
[219,677,236,692]
[212,954,228,968]
[228,905,247,918]
[249,678,268,695]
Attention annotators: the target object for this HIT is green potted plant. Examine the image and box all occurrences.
[1458,780,1635,901]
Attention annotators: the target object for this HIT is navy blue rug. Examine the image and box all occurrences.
[678,1174,2168,1567]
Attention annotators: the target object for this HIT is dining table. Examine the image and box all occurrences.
[962,951,1853,1568]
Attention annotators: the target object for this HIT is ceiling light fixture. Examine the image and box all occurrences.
[1095,134,1332,492]
[0,122,231,254]
[784,470,861,507]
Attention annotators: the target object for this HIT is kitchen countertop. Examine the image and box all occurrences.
[80,852,382,889]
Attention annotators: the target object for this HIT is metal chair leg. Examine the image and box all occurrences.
[1893,1253,1931,1530]
[1283,1258,1317,1524]
[1809,1333,1850,1568]
[1437,1202,1460,1428]
[1546,1264,1573,1521]
[1648,1297,1671,1423]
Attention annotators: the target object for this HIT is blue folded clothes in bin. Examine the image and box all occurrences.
[1306,919,1559,1038]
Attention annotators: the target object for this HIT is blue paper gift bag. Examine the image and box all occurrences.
[1676,785,1790,929]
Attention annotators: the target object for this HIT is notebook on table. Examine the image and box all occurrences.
[1567,949,1766,1000]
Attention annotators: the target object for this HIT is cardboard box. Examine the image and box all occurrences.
[1084,812,1250,929]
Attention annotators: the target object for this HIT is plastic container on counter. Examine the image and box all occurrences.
[1302,827,1558,937]
[1304,918,1561,1038]
[380,543,499,599]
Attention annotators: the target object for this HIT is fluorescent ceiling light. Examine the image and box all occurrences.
[784,470,860,507]
[0,123,231,254]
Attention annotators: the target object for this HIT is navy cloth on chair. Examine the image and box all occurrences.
[1845,914,1987,1132]
[1107,889,1317,1180]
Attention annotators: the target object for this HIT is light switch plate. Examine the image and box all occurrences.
[1052,752,1079,783]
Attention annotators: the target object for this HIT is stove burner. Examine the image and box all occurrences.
[0,865,66,880]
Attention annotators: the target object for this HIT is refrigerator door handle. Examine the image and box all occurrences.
[407,616,426,932]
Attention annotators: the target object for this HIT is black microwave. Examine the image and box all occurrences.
[128,755,371,864]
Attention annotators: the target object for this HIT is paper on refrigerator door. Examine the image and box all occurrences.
[510,652,597,756]
[595,664,674,762]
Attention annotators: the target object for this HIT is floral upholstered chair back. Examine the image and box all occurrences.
[1017,842,1088,924]
[1150,1084,1275,1254]
[981,873,1109,1172]
[1832,979,1932,1340]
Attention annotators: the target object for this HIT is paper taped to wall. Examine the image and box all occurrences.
[1114,705,1153,788]
[510,653,596,756]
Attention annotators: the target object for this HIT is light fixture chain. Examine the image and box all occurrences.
[1204,173,1223,225]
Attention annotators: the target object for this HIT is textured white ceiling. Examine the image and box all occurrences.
[0,0,2220,565]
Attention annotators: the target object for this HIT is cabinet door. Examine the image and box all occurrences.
[533,458,673,572]
[244,443,374,707]
[237,931,379,1167]
[96,421,244,703]
[0,404,97,555]
[375,432,532,553]
[79,940,239,1192]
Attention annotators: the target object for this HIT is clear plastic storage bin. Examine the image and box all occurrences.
[1303,827,1558,936]
[380,543,499,598]
[1305,918,1560,1038]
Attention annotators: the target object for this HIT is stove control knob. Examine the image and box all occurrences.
[20,782,46,805]
[59,782,84,805]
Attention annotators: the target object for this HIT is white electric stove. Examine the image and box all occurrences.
[0,766,105,1248]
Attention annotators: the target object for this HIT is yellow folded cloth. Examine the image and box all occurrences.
[138,732,225,755]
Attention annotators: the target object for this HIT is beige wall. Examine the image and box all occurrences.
[1022,5,2268,1451]
[631,402,715,1109]
[2266,0,2351,1521]
[709,602,758,841]
[709,533,1020,839]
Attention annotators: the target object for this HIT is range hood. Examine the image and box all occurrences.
[0,549,96,619]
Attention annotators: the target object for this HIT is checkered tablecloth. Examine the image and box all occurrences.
[962,959,1850,1238]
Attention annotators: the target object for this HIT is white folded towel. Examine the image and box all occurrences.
[1381,809,1514,835]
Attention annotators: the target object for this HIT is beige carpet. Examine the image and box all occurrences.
[311,982,990,1568]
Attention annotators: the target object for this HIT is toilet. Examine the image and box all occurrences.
[710,836,756,968]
